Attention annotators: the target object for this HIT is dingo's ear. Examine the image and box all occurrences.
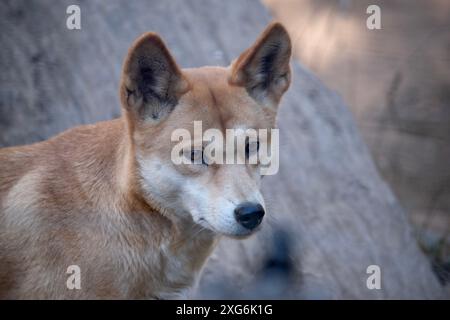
[120,32,190,121]
[230,22,292,107]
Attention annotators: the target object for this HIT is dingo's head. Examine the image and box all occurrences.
[120,23,291,237]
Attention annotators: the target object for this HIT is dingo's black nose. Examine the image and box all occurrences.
[234,202,265,230]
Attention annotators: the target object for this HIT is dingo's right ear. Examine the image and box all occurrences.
[120,32,190,121]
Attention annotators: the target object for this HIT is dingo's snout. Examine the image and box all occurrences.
[234,202,265,231]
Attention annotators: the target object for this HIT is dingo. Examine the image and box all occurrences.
[0,23,291,299]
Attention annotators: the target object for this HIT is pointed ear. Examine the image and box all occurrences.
[120,32,190,121]
[229,22,292,107]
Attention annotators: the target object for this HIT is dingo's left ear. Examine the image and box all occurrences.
[230,22,292,107]
[120,32,190,121]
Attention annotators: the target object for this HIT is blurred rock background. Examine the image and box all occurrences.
[264,0,450,284]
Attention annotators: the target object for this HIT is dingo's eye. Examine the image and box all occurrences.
[189,149,208,166]
[245,140,259,159]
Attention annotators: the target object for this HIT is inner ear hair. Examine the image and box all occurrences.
[120,32,190,121]
[230,22,292,106]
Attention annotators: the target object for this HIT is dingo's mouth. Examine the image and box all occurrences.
[197,216,263,238]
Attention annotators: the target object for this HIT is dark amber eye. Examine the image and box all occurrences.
[245,140,259,158]
[190,150,198,162]
[190,149,208,166]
